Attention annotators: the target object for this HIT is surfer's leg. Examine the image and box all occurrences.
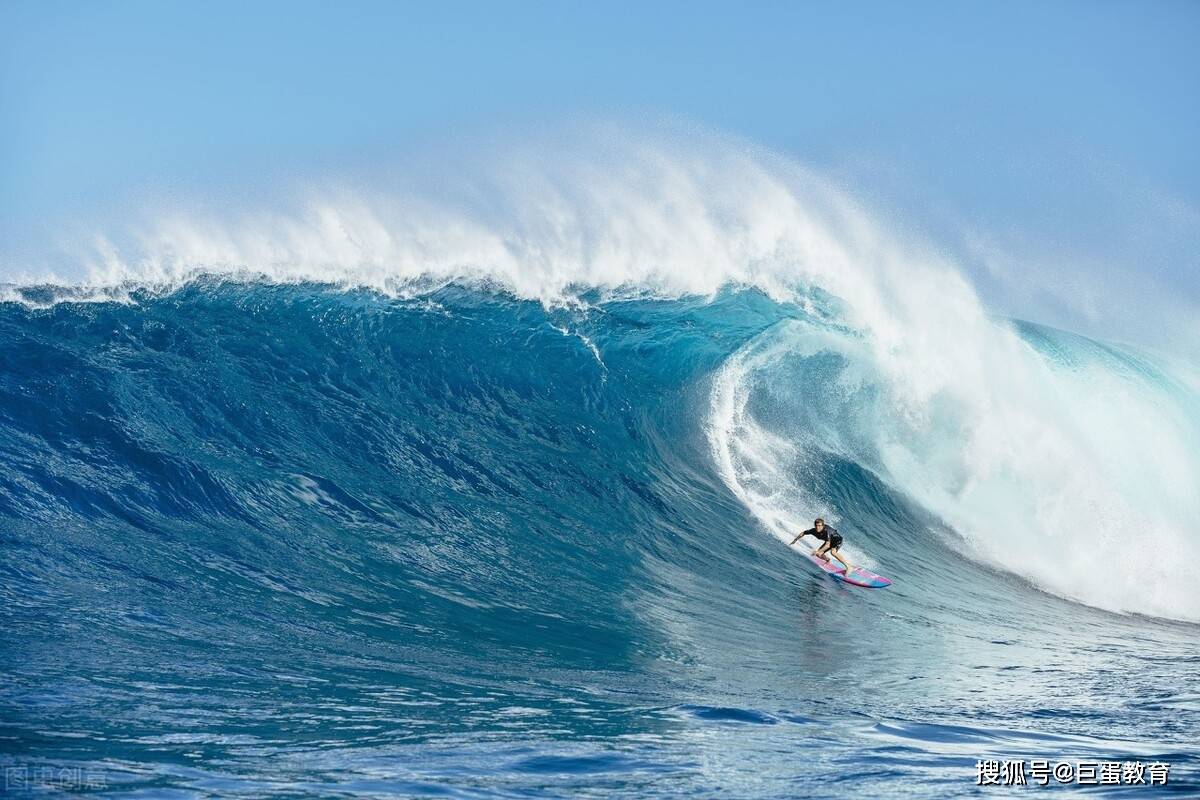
[829,547,854,573]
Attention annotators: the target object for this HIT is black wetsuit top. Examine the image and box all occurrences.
[804,526,842,547]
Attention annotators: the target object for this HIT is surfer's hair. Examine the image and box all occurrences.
[814,517,824,525]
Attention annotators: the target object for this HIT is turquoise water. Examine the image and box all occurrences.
[1,282,1197,797]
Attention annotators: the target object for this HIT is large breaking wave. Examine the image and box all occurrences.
[7,134,1197,622]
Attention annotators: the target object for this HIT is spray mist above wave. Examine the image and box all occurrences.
[16,127,1200,622]
[25,128,960,312]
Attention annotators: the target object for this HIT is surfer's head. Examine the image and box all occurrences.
[814,518,825,531]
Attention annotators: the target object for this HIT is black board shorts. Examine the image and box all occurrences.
[825,532,843,549]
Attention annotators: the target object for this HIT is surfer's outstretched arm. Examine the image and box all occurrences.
[788,530,807,546]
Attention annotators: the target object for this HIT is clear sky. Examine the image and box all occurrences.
[2,0,1198,329]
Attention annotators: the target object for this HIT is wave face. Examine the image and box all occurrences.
[2,280,1198,796]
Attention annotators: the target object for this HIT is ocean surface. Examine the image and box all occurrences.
[1,277,1197,798]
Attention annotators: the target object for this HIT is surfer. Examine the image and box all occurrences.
[789,518,854,574]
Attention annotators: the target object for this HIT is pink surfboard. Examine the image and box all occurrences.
[804,554,892,588]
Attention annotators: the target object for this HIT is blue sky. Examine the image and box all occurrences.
[2,0,1198,322]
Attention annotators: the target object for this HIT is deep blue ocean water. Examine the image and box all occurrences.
[1,281,1197,797]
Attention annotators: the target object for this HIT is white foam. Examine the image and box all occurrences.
[8,131,901,310]
[707,312,1200,622]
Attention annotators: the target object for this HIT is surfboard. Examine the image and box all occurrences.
[804,553,892,588]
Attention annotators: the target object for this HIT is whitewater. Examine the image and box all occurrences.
[2,135,1197,796]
